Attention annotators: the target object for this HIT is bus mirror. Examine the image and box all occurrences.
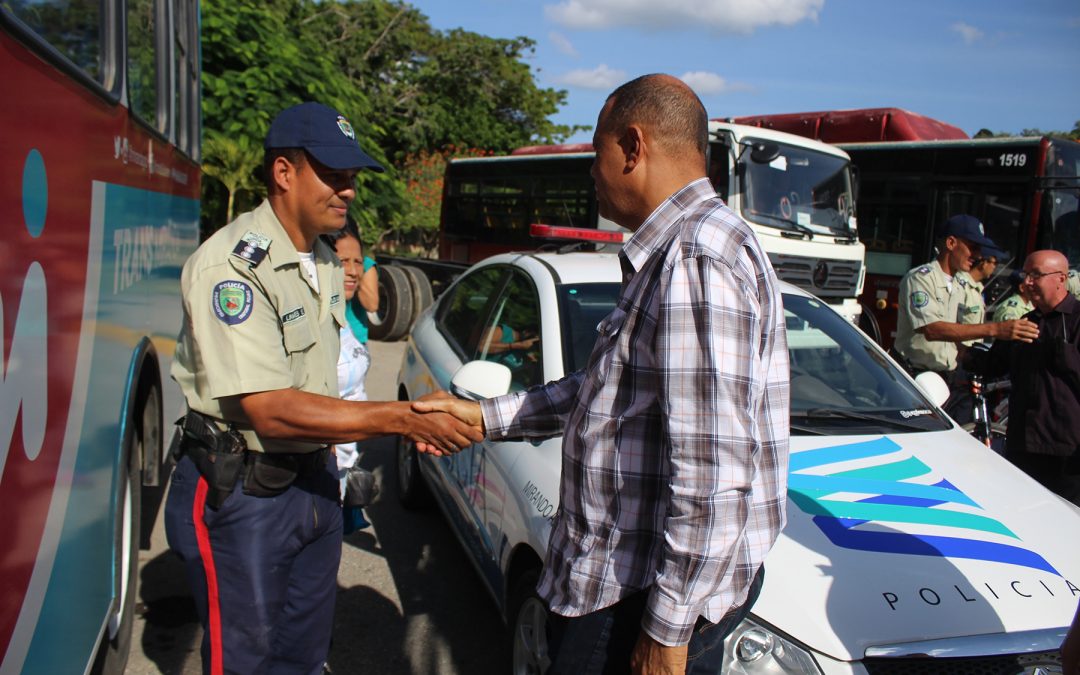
[451,361,512,400]
[749,141,781,164]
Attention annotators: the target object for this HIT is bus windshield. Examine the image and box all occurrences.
[741,140,855,239]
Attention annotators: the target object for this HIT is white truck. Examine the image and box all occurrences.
[370,119,865,339]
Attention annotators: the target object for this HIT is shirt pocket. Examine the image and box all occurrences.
[282,314,317,354]
[585,306,627,374]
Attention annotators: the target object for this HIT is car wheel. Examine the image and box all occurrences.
[369,265,415,341]
[401,265,434,324]
[509,568,550,675]
[396,432,431,509]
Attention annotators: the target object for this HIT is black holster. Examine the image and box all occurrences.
[176,411,247,509]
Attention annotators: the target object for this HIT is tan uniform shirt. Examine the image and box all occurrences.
[992,292,1034,322]
[955,270,985,347]
[894,260,963,372]
[172,200,345,453]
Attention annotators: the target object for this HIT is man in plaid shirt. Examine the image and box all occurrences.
[416,73,790,674]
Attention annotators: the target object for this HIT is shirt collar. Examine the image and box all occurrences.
[251,200,335,269]
[1050,292,1080,316]
[621,177,716,274]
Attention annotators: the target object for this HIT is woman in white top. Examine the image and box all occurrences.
[323,219,379,529]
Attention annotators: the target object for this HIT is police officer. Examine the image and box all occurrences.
[956,246,1003,346]
[893,215,1038,417]
[164,102,481,675]
[992,273,1035,322]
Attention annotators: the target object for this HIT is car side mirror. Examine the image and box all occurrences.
[450,361,512,401]
[913,371,950,408]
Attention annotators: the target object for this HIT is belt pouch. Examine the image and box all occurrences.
[243,452,299,497]
[187,441,245,509]
[344,466,378,508]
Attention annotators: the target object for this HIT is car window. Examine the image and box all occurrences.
[558,283,621,373]
[437,266,508,357]
[476,271,543,391]
[785,294,950,434]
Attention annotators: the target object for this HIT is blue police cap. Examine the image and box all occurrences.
[937,214,1000,254]
[265,102,384,172]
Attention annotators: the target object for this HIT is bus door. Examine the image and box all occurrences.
[932,182,1029,306]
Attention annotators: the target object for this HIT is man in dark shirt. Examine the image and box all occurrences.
[987,250,1080,505]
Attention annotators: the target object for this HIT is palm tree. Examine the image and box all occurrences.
[202,132,262,222]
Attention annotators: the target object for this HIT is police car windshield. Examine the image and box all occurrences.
[556,285,948,435]
[785,294,950,435]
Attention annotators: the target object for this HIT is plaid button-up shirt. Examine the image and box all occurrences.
[480,178,790,645]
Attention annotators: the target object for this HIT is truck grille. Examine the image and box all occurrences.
[862,649,1061,674]
[768,254,861,299]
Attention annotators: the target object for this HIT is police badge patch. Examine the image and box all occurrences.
[911,290,930,309]
[213,280,254,325]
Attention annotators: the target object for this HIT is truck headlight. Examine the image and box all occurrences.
[720,618,823,674]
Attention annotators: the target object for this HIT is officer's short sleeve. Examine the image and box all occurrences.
[901,271,946,331]
[186,262,293,399]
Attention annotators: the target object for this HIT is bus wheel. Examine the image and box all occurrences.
[369,265,415,341]
[91,381,155,674]
[401,265,433,324]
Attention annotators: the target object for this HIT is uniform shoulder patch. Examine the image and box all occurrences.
[910,290,930,309]
[213,280,254,325]
[231,231,271,267]
[916,266,931,275]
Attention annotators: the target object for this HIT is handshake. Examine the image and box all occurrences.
[404,392,484,457]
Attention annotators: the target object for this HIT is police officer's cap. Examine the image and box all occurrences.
[265,102,384,172]
[937,214,1000,255]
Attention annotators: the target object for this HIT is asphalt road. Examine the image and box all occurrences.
[125,340,507,674]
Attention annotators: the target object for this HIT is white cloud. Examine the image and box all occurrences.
[950,21,983,45]
[548,31,579,57]
[678,71,736,95]
[557,64,628,90]
[544,0,824,34]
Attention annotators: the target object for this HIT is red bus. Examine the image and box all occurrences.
[1,1,200,673]
[735,109,1080,345]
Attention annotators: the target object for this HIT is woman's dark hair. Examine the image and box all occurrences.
[320,216,362,250]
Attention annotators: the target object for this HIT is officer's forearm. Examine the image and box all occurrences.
[238,389,414,443]
[919,321,994,343]
[235,389,484,453]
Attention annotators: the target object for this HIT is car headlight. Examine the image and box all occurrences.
[719,617,823,674]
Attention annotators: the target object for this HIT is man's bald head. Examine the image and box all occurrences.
[1023,249,1070,312]
[599,74,708,159]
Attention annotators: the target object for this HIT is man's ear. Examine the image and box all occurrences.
[270,156,295,193]
[620,124,645,171]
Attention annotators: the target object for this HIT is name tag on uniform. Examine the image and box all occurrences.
[281,307,305,324]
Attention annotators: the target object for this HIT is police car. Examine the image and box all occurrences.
[394,248,1079,674]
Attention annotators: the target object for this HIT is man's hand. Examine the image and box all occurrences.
[630,631,687,675]
[994,318,1039,342]
[408,393,485,456]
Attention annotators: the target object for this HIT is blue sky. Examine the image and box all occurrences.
[411,0,1080,144]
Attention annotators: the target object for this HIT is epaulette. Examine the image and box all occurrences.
[231,231,271,267]
[917,265,931,275]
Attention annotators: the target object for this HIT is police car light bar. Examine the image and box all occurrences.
[529,223,626,243]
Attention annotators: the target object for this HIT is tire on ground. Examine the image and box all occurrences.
[368,265,415,341]
[400,265,434,325]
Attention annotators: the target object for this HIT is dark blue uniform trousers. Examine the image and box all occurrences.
[165,454,343,675]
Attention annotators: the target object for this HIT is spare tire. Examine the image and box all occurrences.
[401,265,434,324]
[368,265,414,341]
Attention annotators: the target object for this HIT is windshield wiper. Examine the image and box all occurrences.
[751,213,815,239]
[790,422,828,436]
[793,408,931,432]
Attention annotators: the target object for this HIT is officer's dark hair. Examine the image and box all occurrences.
[320,216,362,251]
[601,74,708,158]
[263,147,307,192]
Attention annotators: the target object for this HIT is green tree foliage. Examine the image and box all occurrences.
[199,0,586,247]
[201,132,263,222]
[200,0,400,232]
[974,123,1080,141]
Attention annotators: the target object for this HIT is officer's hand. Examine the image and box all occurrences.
[406,395,484,456]
[994,318,1039,343]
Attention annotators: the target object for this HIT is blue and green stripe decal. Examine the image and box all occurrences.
[788,437,1058,574]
